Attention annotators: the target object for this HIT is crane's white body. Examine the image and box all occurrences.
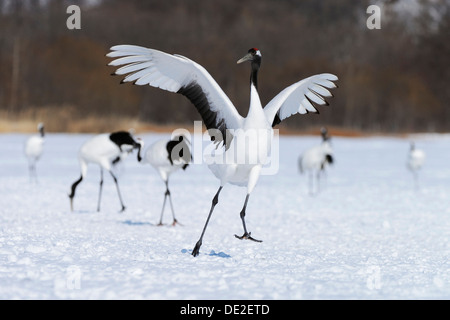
[78,133,133,176]
[407,148,425,172]
[299,138,333,195]
[25,135,44,163]
[206,85,271,191]
[407,143,425,189]
[144,139,186,182]
[24,123,45,181]
[299,140,333,172]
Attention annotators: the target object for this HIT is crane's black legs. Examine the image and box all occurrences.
[109,171,126,212]
[69,170,125,213]
[234,194,262,242]
[158,188,168,226]
[192,186,223,257]
[97,169,104,212]
[158,180,179,226]
[69,175,83,211]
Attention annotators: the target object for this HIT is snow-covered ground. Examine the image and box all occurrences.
[0,132,449,300]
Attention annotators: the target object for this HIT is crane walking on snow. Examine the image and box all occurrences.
[69,131,143,212]
[107,45,338,256]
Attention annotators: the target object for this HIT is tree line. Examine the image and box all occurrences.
[0,0,449,133]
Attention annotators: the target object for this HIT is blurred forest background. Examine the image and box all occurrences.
[0,0,449,134]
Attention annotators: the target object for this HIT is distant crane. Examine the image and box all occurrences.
[142,135,191,226]
[407,142,425,189]
[298,127,334,195]
[69,131,143,212]
[108,45,338,256]
[24,122,45,182]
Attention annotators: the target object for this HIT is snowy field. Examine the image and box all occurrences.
[0,132,449,300]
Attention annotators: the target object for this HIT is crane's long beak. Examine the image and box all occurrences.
[237,53,253,64]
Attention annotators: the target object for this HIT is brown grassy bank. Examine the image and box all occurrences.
[0,108,430,138]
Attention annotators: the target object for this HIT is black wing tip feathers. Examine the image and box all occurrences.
[271,113,282,127]
[305,95,320,114]
[309,88,329,106]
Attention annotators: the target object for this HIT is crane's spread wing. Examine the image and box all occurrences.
[264,73,338,127]
[107,45,243,147]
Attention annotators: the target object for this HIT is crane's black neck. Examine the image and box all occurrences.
[250,56,261,90]
[109,131,142,161]
[110,131,135,148]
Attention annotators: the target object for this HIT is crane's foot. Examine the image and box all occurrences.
[234,232,262,242]
[172,219,183,226]
[192,240,202,257]
[119,206,126,213]
[157,219,182,226]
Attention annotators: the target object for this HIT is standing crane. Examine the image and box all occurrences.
[407,142,425,189]
[298,127,334,195]
[142,135,191,226]
[24,122,45,182]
